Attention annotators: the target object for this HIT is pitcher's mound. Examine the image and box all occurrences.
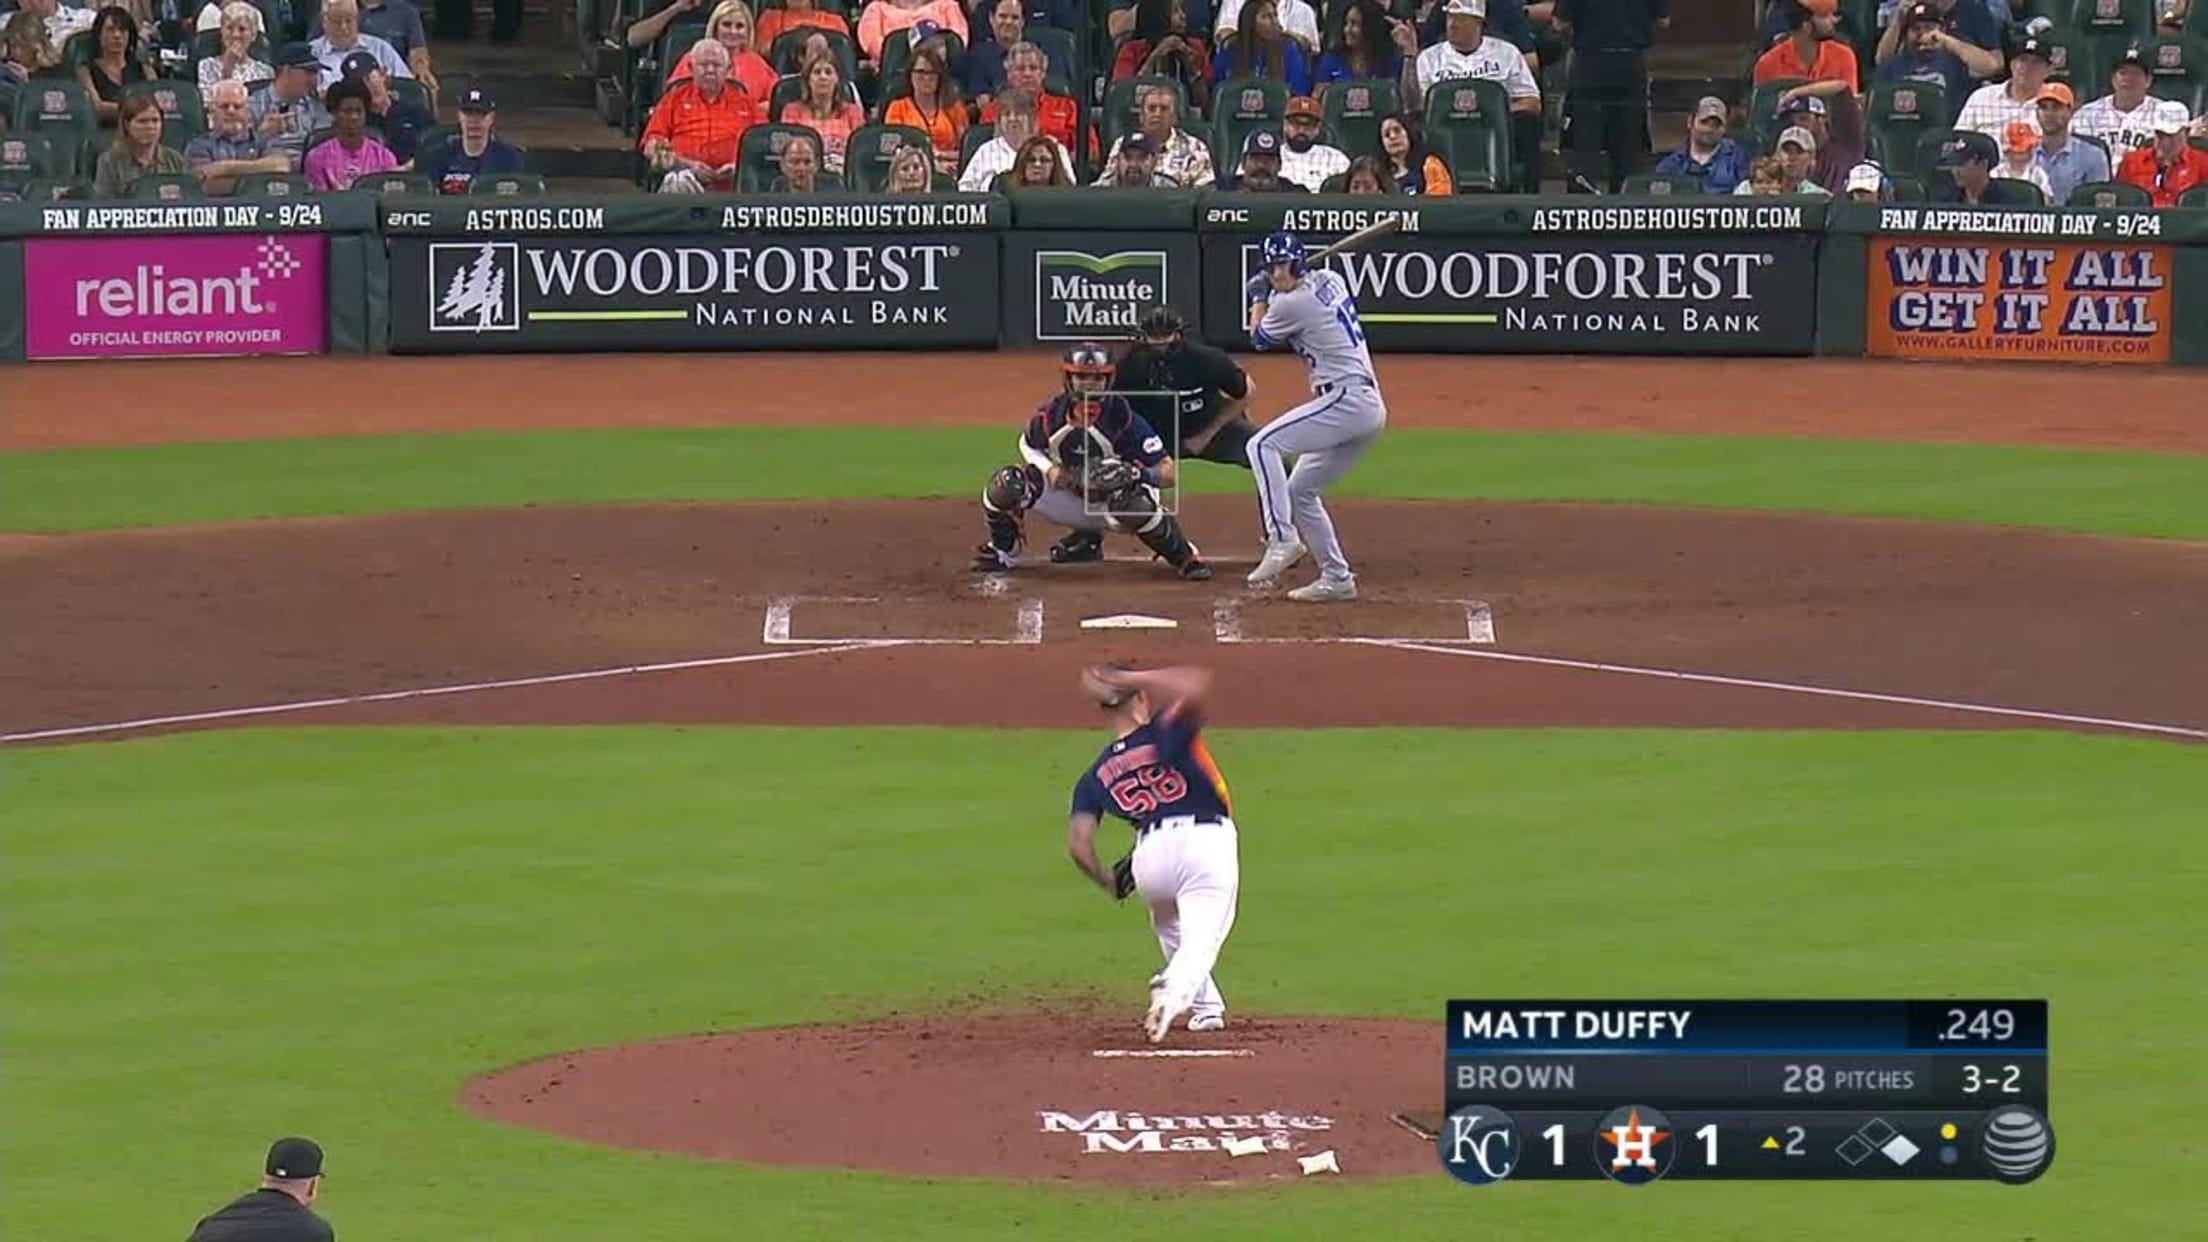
[463,1010,1438,1184]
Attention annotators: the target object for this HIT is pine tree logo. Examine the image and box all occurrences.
[427,242,520,332]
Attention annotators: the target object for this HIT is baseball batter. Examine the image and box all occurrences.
[1066,663,1238,1042]
[1242,230,1389,602]
[973,344,1213,578]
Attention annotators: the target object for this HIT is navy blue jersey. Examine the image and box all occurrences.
[1023,394,1169,477]
[1070,701,1234,830]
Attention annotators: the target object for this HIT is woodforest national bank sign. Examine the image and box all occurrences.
[1037,1108,1336,1154]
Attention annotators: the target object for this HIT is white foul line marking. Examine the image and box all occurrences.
[0,643,892,745]
[1016,598,1046,644]
[1358,640,2208,742]
[763,596,884,646]
[1465,600,1496,645]
[1091,1048,1256,1059]
[1213,597,1244,644]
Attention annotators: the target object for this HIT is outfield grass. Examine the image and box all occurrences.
[6,426,2205,537]
[6,727,2200,1239]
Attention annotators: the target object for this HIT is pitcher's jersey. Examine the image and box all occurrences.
[1251,269,1377,392]
[1070,700,1233,831]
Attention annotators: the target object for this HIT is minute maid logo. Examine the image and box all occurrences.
[1037,1108,1334,1155]
[429,241,521,332]
[1035,250,1166,340]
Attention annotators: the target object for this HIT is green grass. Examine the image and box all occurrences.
[6,726,2200,1240]
[6,426,2204,537]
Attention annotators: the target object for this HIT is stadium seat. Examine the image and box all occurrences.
[2174,183,2208,206]
[127,172,206,201]
[1621,172,1701,195]
[2068,0,2150,42]
[123,80,208,152]
[735,121,823,191]
[1868,79,1949,162]
[878,27,966,92]
[1211,76,1287,171]
[363,171,435,194]
[1422,76,1511,192]
[1908,125,1962,181]
[0,133,54,182]
[389,77,433,115]
[15,80,98,133]
[842,122,933,191]
[1887,171,1928,201]
[469,171,549,195]
[769,24,857,79]
[2141,35,2206,115]
[959,120,994,167]
[2003,178,2049,205]
[1025,26,1079,97]
[2065,178,2152,206]
[1742,76,1807,153]
[2038,30,2085,89]
[1103,75,1189,153]
[16,177,88,201]
[1321,78,1399,160]
[236,173,313,196]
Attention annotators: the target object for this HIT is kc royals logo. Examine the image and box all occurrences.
[1439,1105,1520,1186]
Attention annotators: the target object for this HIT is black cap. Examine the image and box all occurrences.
[1119,131,1155,155]
[457,86,496,112]
[273,42,318,69]
[1243,128,1281,156]
[265,1138,324,1180]
[338,50,378,80]
[2014,34,2052,61]
[1934,130,1998,168]
[1904,1,1937,22]
[2115,45,2149,71]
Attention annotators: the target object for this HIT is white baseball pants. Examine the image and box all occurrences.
[1247,381,1388,584]
[1131,816,1239,1025]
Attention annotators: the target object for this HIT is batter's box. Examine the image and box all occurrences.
[763,596,1045,645]
[1213,597,1495,645]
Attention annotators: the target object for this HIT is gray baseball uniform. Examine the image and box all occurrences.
[1247,269,1389,584]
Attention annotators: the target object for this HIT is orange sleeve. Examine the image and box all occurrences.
[1423,153,1452,195]
[642,87,678,149]
[1749,46,1781,85]
[1839,44,1860,93]
[857,4,886,59]
[884,98,915,130]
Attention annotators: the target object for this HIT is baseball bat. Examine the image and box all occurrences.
[1305,216,1404,264]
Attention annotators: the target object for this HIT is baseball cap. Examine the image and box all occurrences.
[338,50,378,80]
[1844,162,1884,194]
[1800,0,1838,15]
[1443,0,1486,16]
[2114,45,2150,73]
[273,42,318,69]
[265,1138,324,1180]
[1693,95,1727,123]
[1904,1,1938,23]
[1243,128,1282,156]
[2014,34,2052,62]
[2035,81,2076,107]
[1120,131,1156,155]
[1777,124,1818,152]
[1781,94,1828,117]
[1934,131,1997,167]
[1285,95,1319,120]
[457,86,497,112]
[2004,120,2040,153]
[2151,102,2191,134]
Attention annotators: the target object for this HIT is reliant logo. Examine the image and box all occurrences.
[1036,1108,1334,1155]
[429,241,520,331]
[72,236,303,318]
[1035,250,1166,340]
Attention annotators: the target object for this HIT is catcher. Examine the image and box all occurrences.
[972,343,1214,579]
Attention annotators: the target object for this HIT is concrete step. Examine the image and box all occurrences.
[495,104,638,180]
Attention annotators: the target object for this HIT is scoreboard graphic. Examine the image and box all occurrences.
[1430,1000,2051,1185]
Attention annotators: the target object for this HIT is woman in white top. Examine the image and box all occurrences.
[197,2,272,104]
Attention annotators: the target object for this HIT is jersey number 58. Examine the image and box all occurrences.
[1110,765,1188,817]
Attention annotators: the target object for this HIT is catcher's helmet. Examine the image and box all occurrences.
[1061,341,1114,408]
[1138,304,1188,341]
[1260,230,1307,275]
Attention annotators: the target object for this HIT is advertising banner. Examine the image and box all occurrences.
[386,234,999,352]
[22,234,329,359]
[1000,232,1202,348]
[1199,233,1818,354]
[1864,238,2172,363]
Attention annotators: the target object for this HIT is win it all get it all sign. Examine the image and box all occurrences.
[1866,239,2171,364]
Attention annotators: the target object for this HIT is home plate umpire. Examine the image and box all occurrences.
[1111,305,1258,469]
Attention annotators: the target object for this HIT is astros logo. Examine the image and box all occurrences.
[1594,1104,1677,1185]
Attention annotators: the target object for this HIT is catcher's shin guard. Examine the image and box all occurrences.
[978,465,1033,566]
[1118,486,1205,575]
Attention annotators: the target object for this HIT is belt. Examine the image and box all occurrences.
[1315,377,1373,394]
[1138,814,1231,838]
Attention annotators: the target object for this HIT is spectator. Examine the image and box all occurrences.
[1395,0,1541,192]
[1416,0,1540,68]
[23,0,94,53]
[1214,0,1312,95]
[883,41,968,173]
[417,86,522,191]
[856,0,968,68]
[1278,94,1347,188]
[2032,83,2109,204]
[1228,126,1307,189]
[1554,0,1668,193]
[315,0,436,103]
[1316,0,1401,87]
[1733,125,1828,193]
[995,131,1078,188]
[1101,130,1178,184]
[193,0,259,34]
[304,76,397,189]
[311,0,409,91]
[1876,0,2002,81]
[1753,0,1859,92]
[343,52,431,163]
[1654,95,1750,193]
[1955,32,2050,138]
[960,87,1071,188]
[643,38,756,191]
[667,1,776,102]
[1097,83,1215,184]
[1342,154,1394,191]
[769,129,841,191]
[625,0,703,53]
[966,0,1024,104]
[885,140,935,190]
[781,51,864,173]
[2115,106,2208,206]
[249,43,334,168]
[1214,0,1319,53]
[1774,83,1864,194]
[1929,129,2032,202]
[1115,0,1212,114]
[980,41,1077,150]
[2155,0,2188,34]
[1110,0,1213,44]
[2073,46,2182,155]
[1994,119,2053,197]
[1842,159,1887,200]
[198,3,273,106]
[186,79,289,192]
[77,6,149,126]
[1871,2,1992,108]
[187,1137,332,1242]
[1378,111,1452,193]
[3,12,51,82]
[1741,153,1787,194]
[92,92,183,194]
[758,0,848,47]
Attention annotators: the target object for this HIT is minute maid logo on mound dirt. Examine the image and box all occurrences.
[1037,1107,1335,1155]
[1034,250,1167,340]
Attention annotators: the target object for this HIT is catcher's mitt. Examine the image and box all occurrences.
[1082,457,1143,504]
[1110,854,1137,901]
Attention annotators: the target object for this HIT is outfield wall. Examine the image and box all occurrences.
[3,193,2203,365]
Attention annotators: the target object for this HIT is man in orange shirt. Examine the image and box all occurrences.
[979,40,1079,152]
[2116,106,2208,207]
[1754,0,1859,93]
[642,38,756,192]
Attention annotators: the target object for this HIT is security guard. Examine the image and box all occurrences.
[1111,305,1257,470]
[187,1137,335,1242]
[1556,0,1670,192]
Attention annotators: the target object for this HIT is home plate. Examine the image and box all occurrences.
[1081,614,1180,630]
[1092,1048,1255,1058]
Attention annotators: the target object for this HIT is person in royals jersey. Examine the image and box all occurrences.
[1067,664,1238,1043]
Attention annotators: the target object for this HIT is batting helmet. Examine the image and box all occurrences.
[1260,230,1307,276]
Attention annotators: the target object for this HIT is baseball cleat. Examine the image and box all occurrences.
[1246,539,1306,586]
[1049,531,1105,563]
[1177,558,1215,581]
[1287,577,1357,602]
[1187,1014,1227,1032]
[971,543,1016,572]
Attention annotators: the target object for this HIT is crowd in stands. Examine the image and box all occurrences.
[0,0,533,200]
